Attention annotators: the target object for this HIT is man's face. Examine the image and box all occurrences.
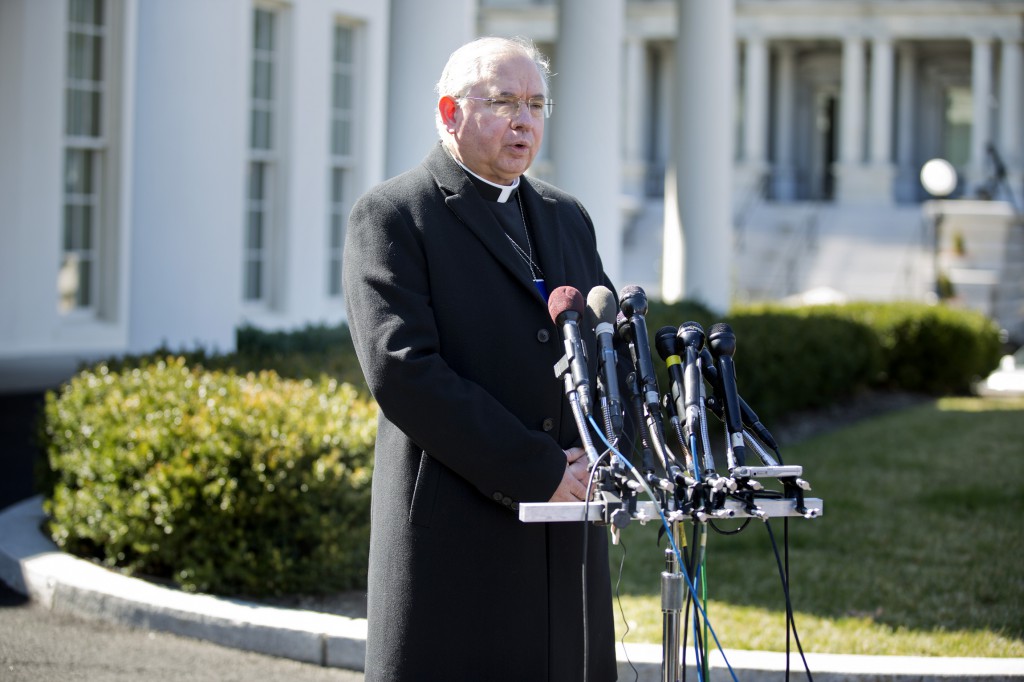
[441,54,546,185]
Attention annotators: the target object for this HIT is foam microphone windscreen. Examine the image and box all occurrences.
[585,286,618,329]
[547,285,584,324]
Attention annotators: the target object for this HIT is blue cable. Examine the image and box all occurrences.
[587,415,739,682]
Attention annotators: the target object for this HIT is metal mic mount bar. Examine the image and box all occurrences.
[519,496,823,524]
[731,464,803,479]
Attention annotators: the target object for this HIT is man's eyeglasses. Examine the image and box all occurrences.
[458,96,554,119]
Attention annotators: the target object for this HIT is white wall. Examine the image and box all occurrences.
[0,0,131,369]
[386,0,475,178]
[127,0,249,354]
[0,0,392,391]
[258,0,391,331]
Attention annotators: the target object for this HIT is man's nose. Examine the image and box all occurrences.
[511,101,534,127]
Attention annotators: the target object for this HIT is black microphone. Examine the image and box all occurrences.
[707,322,746,469]
[654,326,687,427]
[548,286,592,419]
[618,285,660,414]
[586,286,624,440]
[698,347,778,451]
[677,321,706,440]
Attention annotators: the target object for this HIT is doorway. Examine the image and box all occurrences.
[810,88,838,201]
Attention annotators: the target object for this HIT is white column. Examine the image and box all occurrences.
[743,35,768,165]
[386,0,474,178]
[867,36,896,203]
[869,38,894,165]
[895,42,918,202]
[839,36,866,165]
[999,38,1023,200]
[736,34,769,200]
[772,43,797,201]
[836,35,884,203]
[666,0,734,311]
[969,37,994,190]
[554,0,625,285]
[622,36,648,199]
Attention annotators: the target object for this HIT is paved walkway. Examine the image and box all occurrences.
[2,496,1022,681]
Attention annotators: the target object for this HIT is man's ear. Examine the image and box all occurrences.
[438,96,458,131]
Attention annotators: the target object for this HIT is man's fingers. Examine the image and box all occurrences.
[564,446,586,463]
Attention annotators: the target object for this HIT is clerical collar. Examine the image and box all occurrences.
[453,159,520,203]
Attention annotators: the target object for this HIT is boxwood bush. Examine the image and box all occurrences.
[99,323,369,393]
[636,299,1001,424]
[817,301,1004,394]
[42,357,376,596]
[719,306,884,422]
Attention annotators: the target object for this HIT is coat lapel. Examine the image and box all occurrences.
[425,145,550,303]
[518,177,566,295]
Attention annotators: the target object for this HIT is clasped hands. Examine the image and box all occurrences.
[547,446,591,503]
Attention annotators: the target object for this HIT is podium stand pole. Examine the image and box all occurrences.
[661,522,685,682]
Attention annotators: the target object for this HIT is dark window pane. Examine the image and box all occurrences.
[77,257,92,307]
[247,212,263,249]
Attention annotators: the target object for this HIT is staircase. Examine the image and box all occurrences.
[733,202,931,305]
[619,196,1022,343]
[932,200,1024,343]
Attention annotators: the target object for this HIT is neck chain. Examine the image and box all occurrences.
[506,191,544,280]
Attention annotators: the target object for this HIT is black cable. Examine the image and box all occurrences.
[764,520,814,682]
[612,537,639,682]
[581,454,603,682]
[712,518,753,532]
[786,518,792,681]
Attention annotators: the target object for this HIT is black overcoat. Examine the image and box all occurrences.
[343,143,619,681]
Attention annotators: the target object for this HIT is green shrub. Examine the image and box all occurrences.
[234,323,368,390]
[722,306,883,421]
[96,322,368,392]
[42,357,377,597]
[814,302,1003,394]
[636,299,1001,424]
[644,298,718,339]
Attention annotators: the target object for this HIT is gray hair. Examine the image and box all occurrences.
[434,36,551,138]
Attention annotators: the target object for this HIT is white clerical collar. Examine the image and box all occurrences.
[454,159,520,203]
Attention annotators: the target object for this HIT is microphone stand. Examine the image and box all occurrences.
[528,314,824,682]
[561,373,602,468]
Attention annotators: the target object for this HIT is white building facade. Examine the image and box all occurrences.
[1,0,1022,391]
[0,0,391,390]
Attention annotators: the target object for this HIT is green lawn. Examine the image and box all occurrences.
[608,395,1024,657]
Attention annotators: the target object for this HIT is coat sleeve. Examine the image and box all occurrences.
[342,186,567,506]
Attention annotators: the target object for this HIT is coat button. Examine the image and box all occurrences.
[536,329,550,343]
[493,492,503,502]
[502,496,513,507]
[542,418,554,432]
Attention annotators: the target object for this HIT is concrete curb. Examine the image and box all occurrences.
[0,496,365,670]
[2,496,1022,681]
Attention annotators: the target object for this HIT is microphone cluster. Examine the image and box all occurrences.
[547,284,818,531]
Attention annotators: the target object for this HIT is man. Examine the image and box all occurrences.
[343,37,620,681]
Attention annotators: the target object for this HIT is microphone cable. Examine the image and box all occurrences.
[587,415,740,682]
[764,518,814,682]
[580,444,612,682]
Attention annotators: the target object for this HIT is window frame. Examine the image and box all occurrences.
[326,20,362,298]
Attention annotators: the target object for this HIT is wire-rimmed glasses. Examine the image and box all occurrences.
[458,95,554,119]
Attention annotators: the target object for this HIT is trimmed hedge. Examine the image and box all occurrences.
[720,306,884,422]
[817,302,1004,394]
[42,357,376,596]
[639,300,1001,423]
[99,323,368,392]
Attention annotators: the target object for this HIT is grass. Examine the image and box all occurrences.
[608,395,1024,657]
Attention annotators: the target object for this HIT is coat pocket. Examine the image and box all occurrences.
[408,450,440,527]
